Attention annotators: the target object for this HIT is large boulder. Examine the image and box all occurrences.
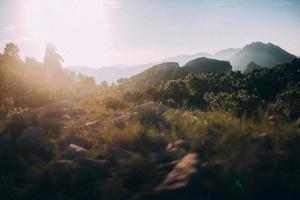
[155,153,200,191]
[4,111,39,139]
[136,153,202,200]
[16,126,54,159]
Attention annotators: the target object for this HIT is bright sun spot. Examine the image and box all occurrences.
[24,0,115,65]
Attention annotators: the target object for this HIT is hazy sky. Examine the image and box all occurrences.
[0,0,300,67]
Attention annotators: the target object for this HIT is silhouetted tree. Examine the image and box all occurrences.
[43,44,64,80]
[3,43,19,58]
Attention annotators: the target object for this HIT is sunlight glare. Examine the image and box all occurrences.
[24,0,113,65]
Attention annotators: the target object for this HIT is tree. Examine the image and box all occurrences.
[164,80,189,106]
[3,43,19,58]
[273,84,300,120]
[43,44,64,80]
[204,90,261,117]
[184,73,215,108]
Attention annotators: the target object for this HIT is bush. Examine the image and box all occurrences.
[104,96,126,110]
[204,90,261,117]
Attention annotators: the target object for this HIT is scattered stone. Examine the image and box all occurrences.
[85,120,101,127]
[62,143,88,159]
[167,139,189,151]
[268,115,287,123]
[59,135,91,150]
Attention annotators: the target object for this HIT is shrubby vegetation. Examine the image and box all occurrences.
[0,43,300,200]
[142,60,300,119]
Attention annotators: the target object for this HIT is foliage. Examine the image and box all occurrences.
[0,43,300,200]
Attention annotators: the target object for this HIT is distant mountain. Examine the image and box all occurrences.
[130,62,180,87]
[214,48,241,60]
[179,57,232,77]
[67,63,152,83]
[243,61,261,73]
[230,42,296,71]
[129,57,232,87]
[161,53,213,66]
[67,42,296,83]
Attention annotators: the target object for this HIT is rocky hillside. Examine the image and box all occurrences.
[179,57,232,77]
[129,57,232,87]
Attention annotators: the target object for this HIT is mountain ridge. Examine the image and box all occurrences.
[67,42,296,83]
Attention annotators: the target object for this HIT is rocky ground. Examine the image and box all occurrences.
[0,100,208,200]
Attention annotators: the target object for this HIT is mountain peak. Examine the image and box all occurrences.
[231,42,296,70]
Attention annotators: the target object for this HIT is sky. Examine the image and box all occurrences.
[0,0,300,67]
